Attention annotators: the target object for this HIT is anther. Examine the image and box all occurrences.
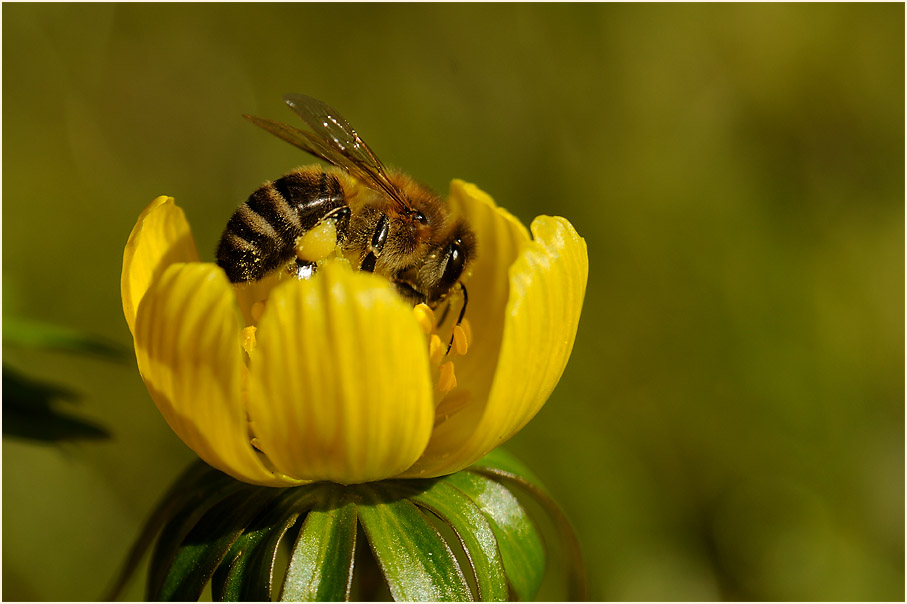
[241,326,257,356]
[451,325,469,356]
[412,303,435,336]
[434,390,472,425]
[445,283,469,354]
[251,301,266,323]
[460,318,472,348]
[429,334,445,367]
[437,361,457,397]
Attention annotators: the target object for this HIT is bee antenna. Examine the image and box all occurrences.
[446,283,469,354]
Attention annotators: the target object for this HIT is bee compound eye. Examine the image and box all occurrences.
[438,238,465,292]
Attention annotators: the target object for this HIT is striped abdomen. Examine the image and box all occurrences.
[216,168,346,282]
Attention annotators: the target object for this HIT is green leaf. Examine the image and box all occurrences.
[2,364,110,442]
[398,479,509,602]
[469,449,549,496]
[106,462,215,601]
[446,471,545,602]
[157,487,283,601]
[211,524,272,602]
[3,316,128,360]
[231,485,327,601]
[471,452,589,601]
[280,487,357,601]
[147,468,247,600]
[356,485,472,602]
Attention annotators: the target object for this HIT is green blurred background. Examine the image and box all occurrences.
[3,3,903,601]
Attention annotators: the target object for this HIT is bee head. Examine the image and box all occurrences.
[422,221,476,305]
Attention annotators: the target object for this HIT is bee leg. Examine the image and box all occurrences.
[360,252,377,273]
[437,299,452,326]
[295,205,351,266]
[446,284,469,354]
[325,206,351,242]
[292,207,350,281]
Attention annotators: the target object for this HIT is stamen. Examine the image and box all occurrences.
[451,325,469,356]
[411,298,470,400]
[241,326,257,356]
[436,361,457,398]
[460,318,472,349]
[412,303,436,336]
[433,390,472,427]
[251,301,266,323]
[429,334,445,367]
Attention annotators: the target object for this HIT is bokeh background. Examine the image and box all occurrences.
[3,3,903,601]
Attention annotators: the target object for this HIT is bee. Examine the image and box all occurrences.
[216,94,475,319]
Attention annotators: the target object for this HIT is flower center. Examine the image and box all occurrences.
[411,303,471,402]
[238,297,472,431]
[234,265,472,409]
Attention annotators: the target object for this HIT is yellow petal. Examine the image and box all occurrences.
[246,262,434,484]
[404,215,588,477]
[122,196,200,336]
[443,179,530,409]
[134,262,292,486]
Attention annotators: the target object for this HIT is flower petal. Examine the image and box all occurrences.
[134,262,291,486]
[246,262,434,484]
[405,214,588,477]
[443,180,531,410]
[122,196,200,336]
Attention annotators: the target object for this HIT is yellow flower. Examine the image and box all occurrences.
[121,180,588,486]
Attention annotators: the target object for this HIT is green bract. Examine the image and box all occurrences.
[108,450,586,601]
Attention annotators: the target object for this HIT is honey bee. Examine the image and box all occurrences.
[216,94,475,318]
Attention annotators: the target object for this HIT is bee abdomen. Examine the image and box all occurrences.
[217,169,346,283]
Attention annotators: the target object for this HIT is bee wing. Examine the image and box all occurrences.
[267,93,409,211]
[282,94,409,210]
[243,101,408,211]
[243,114,348,170]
